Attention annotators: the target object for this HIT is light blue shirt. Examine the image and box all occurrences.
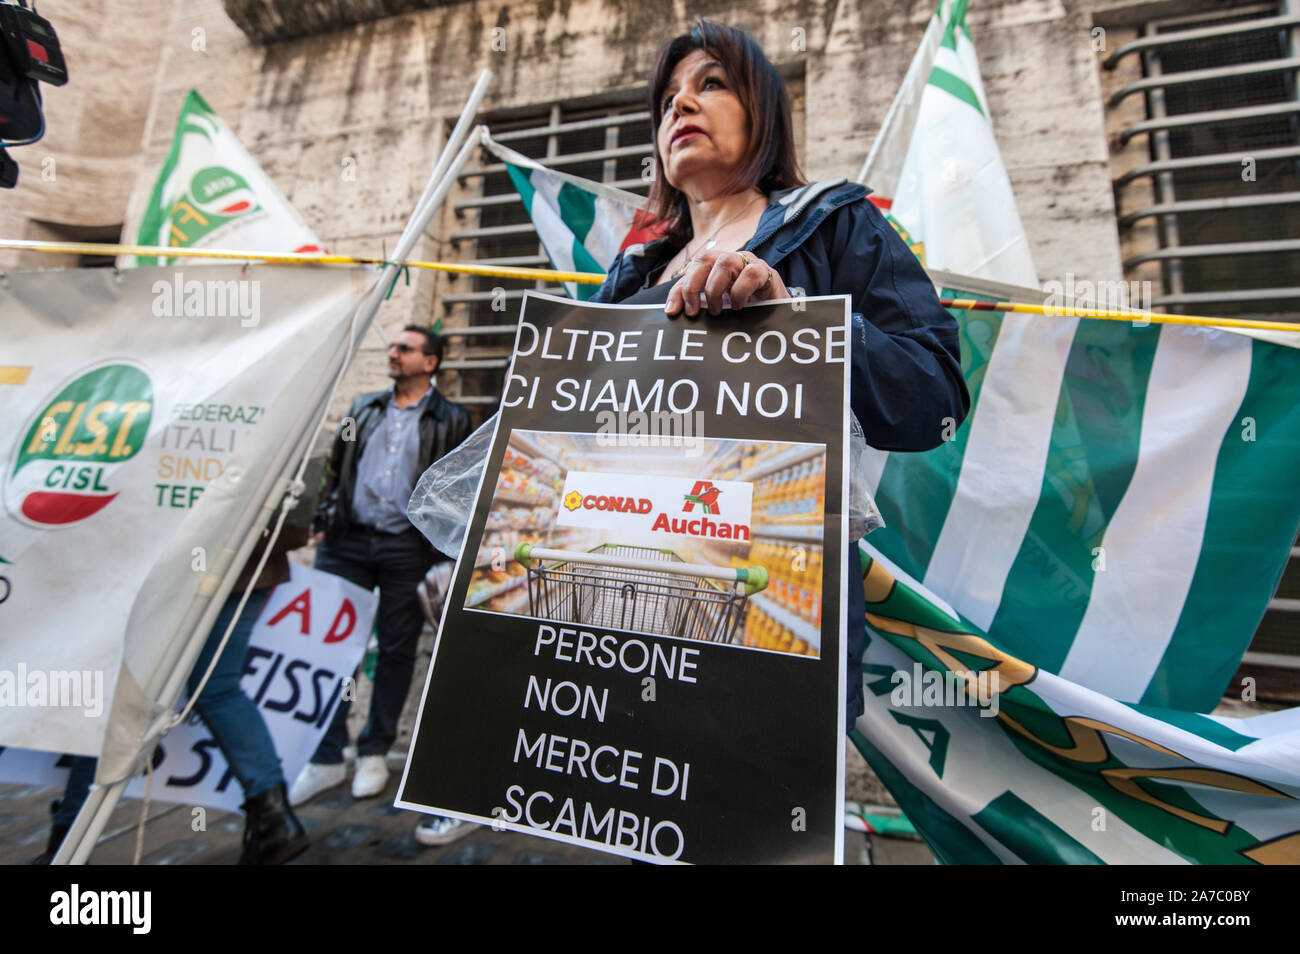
[351,388,429,533]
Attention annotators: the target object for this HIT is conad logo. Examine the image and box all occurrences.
[6,363,153,528]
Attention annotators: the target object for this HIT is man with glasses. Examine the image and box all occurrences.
[291,324,473,844]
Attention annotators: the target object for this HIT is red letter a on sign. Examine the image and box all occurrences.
[267,589,312,634]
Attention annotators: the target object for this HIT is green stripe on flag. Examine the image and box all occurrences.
[849,727,1004,864]
[872,299,1004,582]
[986,320,1160,671]
[998,693,1269,864]
[556,182,594,248]
[928,66,985,116]
[1143,336,1300,711]
[939,0,971,50]
[972,791,1105,864]
[556,182,604,300]
[504,163,537,212]
[1120,703,1258,752]
[137,90,208,266]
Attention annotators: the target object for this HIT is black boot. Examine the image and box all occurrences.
[29,823,70,865]
[240,783,308,865]
[29,800,68,865]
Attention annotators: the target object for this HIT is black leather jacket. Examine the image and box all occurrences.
[316,385,472,550]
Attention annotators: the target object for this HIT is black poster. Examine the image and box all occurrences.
[398,292,849,864]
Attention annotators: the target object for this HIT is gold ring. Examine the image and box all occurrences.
[738,251,753,268]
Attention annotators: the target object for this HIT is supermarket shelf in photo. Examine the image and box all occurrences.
[750,593,822,651]
[750,522,822,542]
[737,442,824,483]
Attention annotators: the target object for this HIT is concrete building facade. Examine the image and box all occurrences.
[3,0,1217,399]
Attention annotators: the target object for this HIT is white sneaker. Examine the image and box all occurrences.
[414,815,476,847]
[288,761,346,806]
[350,755,390,798]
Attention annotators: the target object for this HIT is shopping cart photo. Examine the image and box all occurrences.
[513,543,768,644]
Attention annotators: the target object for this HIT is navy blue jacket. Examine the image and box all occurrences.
[592,179,970,727]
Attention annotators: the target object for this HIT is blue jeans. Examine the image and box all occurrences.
[186,587,283,799]
[53,587,284,826]
[311,525,435,763]
[51,755,96,829]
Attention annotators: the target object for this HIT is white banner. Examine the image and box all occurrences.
[0,264,371,760]
[0,564,375,812]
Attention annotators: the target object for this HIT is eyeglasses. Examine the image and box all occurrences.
[388,342,420,354]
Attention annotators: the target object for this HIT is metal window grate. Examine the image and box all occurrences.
[1108,3,1300,317]
[436,102,654,410]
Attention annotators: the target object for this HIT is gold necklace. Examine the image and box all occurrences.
[669,193,765,280]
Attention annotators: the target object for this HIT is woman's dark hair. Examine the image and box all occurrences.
[646,19,806,246]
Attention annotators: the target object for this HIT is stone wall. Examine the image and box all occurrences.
[6,0,1165,417]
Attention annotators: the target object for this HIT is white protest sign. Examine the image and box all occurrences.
[0,564,375,813]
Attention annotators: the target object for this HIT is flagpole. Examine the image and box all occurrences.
[356,68,493,345]
[855,4,947,186]
[384,72,491,267]
[54,74,496,867]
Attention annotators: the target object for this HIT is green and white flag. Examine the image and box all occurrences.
[867,291,1300,713]
[851,0,1300,862]
[479,127,654,299]
[123,90,324,267]
[857,0,1036,285]
[853,540,1300,865]
[852,284,1300,863]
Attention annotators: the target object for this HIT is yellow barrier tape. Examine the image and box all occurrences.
[0,239,608,285]
[939,297,1300,335]
[4,239,1294,335]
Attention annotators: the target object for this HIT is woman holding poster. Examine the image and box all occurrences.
[590,18,970,729]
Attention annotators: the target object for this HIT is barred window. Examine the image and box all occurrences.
[435,99,655,419]
[1105,3,1300,319]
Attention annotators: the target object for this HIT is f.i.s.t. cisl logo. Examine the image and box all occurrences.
[6,362,153,528]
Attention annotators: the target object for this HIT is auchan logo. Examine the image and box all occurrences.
[6,362,153,528]
[682,480,723,515]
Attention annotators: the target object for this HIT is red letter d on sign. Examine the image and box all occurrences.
[324,598,356,644]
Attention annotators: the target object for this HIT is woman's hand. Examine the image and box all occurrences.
[665,248,788,318]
